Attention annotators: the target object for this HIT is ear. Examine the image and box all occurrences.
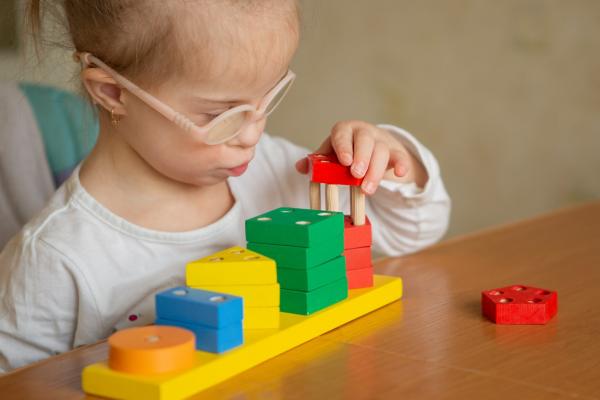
[81,68,127,116]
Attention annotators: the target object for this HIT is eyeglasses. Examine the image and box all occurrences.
[76,52,296,145]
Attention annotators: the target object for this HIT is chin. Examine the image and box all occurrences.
[188,175,227,187]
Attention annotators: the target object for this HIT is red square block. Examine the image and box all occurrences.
[347,266,374,289]
[481,285,558,324]
[344,215,372,249]
[308,153,364,186]
[344,246,372,270]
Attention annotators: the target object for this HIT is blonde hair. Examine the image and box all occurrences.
[27,0,301,87]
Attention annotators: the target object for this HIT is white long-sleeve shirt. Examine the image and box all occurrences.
[0,126,450,372]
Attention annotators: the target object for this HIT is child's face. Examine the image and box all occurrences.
[115,5,300,187]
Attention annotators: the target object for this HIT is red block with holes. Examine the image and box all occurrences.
[344,216,372,249]
[347,266,374,289]
[481,285,558,324]
[344,247,372,270]
[308,153,364,186]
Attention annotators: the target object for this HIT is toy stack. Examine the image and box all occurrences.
[155,286,243,353]
[307,153,374,289]
[186,246,280,329]
[343,215,374,288]
[246,207,348,315]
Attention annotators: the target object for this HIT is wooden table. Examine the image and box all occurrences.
[2,201,599,399]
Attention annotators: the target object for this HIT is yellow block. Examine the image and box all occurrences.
[244,306,280,329]
[82,275,403,400]
[186,246,277,286]
[189,283,280,307]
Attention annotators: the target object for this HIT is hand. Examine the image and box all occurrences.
[295,120,428,194]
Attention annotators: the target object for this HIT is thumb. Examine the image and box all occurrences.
[295,157,309,174]
[314,136,334,155]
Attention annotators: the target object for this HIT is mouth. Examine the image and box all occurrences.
[226,161,250,177]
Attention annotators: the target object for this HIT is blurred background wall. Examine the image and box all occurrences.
[1,0,599,237]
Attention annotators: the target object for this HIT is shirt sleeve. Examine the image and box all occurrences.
[366,124,451,256]
[0,236,80,373]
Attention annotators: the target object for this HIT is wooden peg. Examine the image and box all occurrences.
[309,182,321,210]
[350,186,365,225]
[325,184,340,211]
[350,187,355,218]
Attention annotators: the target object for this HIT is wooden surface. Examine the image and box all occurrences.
[1,201,599,399]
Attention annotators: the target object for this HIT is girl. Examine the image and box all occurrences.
[0,0,450,372]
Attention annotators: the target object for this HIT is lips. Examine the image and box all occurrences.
[227,162,250,177]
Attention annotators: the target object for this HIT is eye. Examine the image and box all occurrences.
[204,109,230,118]
[193,112,222,125]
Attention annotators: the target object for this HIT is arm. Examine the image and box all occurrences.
[0,238,80,372]
[366,124,451,255]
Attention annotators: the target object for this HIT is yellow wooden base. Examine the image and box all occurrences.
[82,275,403,400]
[244,306,280,329]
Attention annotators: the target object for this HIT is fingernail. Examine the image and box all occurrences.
[352,162,366,177]
[362,181,375,194]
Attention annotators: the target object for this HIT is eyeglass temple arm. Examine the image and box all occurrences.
[77,52,197,133]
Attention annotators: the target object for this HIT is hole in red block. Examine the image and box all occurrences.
[499,298,513,303]
[488,290,503,296]
[512,286,527,291]
[535,290,551,295]
[527,298,543,303]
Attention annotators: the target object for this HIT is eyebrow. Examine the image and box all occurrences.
[189,69,289,105]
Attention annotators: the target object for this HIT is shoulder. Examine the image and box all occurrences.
[0,173,100,275]
[246,132,310,182]
[255,132,309,166]
[233,133,311,213]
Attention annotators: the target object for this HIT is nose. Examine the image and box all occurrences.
[226,115,266,148]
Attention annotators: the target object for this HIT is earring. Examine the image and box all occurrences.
[110,108,121,127]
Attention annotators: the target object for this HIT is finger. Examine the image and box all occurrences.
[351,128,375,179]
[329,121,354,166]
[295,157,309,174]
[313,135,333,156]
[361,141,390,195]
[389,149,410,177]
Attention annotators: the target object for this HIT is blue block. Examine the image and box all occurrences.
[155,286,243,328]
[155,318,244,353]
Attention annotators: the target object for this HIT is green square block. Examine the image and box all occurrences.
[280,276,349,315]
[245,207,344,248]
[247,235,343,269]
[277,255,346,291]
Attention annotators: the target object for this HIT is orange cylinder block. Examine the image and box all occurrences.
[108,326,196,375]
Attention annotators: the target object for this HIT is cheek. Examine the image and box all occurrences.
[120,93,233,185]
[123,120,225,184]
[147,142,228,186]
